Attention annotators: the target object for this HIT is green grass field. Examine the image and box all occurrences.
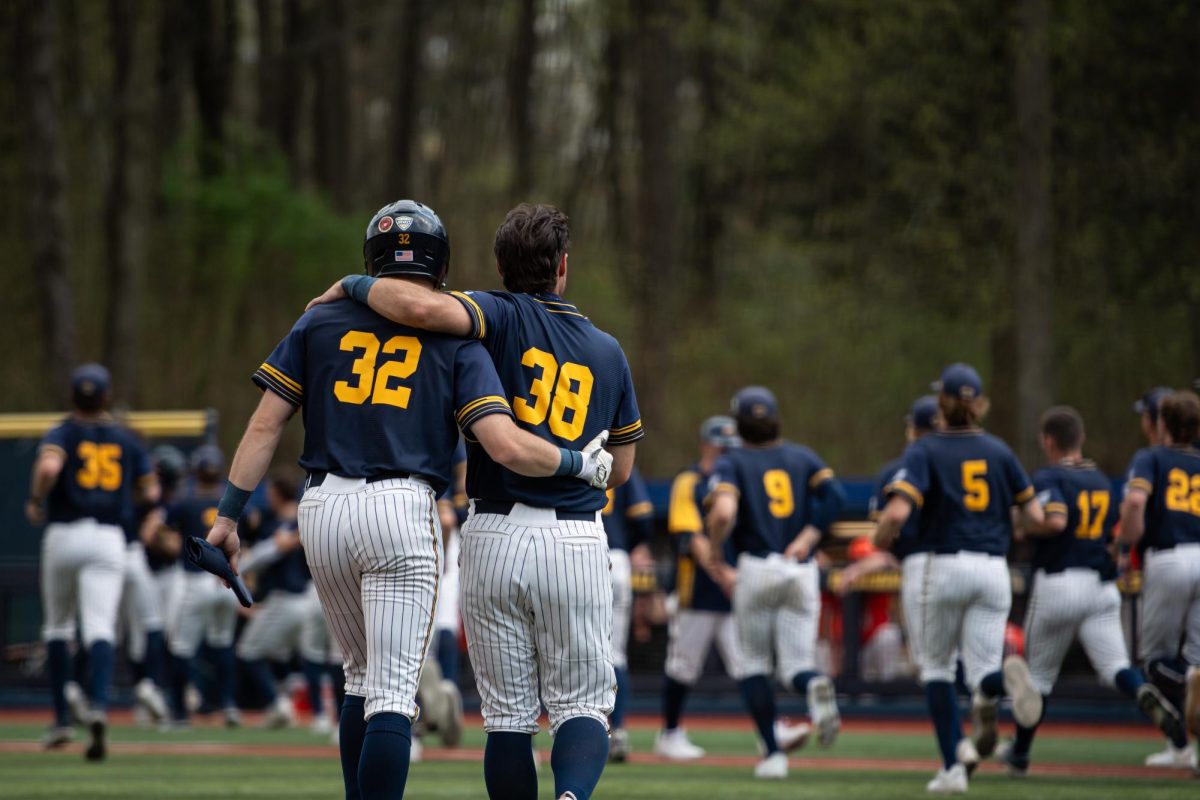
[0,717,1195,799]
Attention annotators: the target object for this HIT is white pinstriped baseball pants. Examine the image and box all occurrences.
[1024,569,1130,694]
[460,503,616,735]
[299,475,442,721]
[664,609,744,685]
[732,553,820,684]
[920,551,1010,689]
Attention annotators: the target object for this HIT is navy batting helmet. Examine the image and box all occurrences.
[363,200,450,286]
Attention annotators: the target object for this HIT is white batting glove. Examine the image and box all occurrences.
[577,430,613,489]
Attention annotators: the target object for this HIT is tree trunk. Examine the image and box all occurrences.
[312,0,352,209]
[688,0,721,313]
[190,0,234,176]
[15,0,76,402]
[598,0,625,232]
[508,0,536,199]
[387,0,423,195]
[1013,0,1054,463]
[255,0,279,139]
[152,0,188,213]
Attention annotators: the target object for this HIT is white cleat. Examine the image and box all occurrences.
[223,705,243,729]
[754,751,788,779]
[654,728,706,760]
[775,720,812,753]
[969,691,998,759]
[608,728,631,763]
[438,679,464,747]
[42,726,74,750]
[134,678,169,724]
[409,736,423,762]
[263,696,295,729]
[1002,656,1043,728]
[956,737,981,776]
[807,675,840,747]
[926,763,968,794]
[64,681,90,725]
[310,715,334,736]
[1144,742,1197,768]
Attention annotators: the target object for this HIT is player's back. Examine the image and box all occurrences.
[1030,461,1117,577]
[167,491,220,573]
[898,430,1032,556]
[669,463,733,611]
[1128,444,1200,550]
[460,290,643,512]
[256,298,509,496]
[714,442,832,559]
[43,417,148,526]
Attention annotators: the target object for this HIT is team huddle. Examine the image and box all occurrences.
[25,197,1200,799]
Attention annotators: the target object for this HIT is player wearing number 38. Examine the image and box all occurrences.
[208,200,612,800]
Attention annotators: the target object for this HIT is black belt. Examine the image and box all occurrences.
[306,470,414,489]
[472,499,597,522]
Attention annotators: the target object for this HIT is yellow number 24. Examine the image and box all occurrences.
[333,330,422,409]
[512,347,594,442]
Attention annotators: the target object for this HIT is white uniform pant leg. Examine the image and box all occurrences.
[300,583,342,665]
[733,554,781,678]
[900,553,929,666]
[959,554,1011,691]
[434,528,461,635]
[664,610,722,685]
[1077,577,1132,687]
[609,548,633,670]
[1023,570,1082,695]
[44,521,125,647]
[122,542,163,662]
[921,552,1008,687]
[775,560,821,686]
[1140,548,1191,662]
[713,612,747,679]
[237,591,309,662]
[1186,546,1200,665]
[41,523,79,642]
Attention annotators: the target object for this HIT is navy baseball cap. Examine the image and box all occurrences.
[731,386,779,421]
[700,415,742,448]
[1134,387,1172,422]
[934,363,983,399]
[906,395,940,432]
[71,363,110,398]
[190,444,225,474]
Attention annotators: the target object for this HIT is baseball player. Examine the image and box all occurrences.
[874,363,1045,795]
[995,406,1182,775]
[163,445,242,727]
[1119,389,1200,770]
[602,465,655,762]
[300,576,345,738]
[28,364,158,760]
[117,483,171,724]
[208,200,611,800]
[310,202,643,800]
[703,386,846,780]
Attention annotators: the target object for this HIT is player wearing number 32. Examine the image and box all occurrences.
[208,200,612,800]
[308,203,644,800]
[874,363,1045,795]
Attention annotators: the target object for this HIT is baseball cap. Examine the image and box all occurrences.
[700,415,741,448]
[933,363,983,399]
[731,386,779,421]
[1133,387,1172,422]
[71,363,110,399]
[907,395,940,432]
[190,444,226,475]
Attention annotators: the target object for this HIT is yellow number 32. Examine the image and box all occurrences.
[512,347,594,442]
[333,330,422,408]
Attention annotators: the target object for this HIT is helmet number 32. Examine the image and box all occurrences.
[513,347,594,442]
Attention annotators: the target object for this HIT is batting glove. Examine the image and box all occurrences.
[578,430,614,489]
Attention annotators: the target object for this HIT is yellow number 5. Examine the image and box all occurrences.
[962,460,989,512]
[512,348,594,442]
[333,330,422,408]
[763,469,795,518]
[77,442,123,491]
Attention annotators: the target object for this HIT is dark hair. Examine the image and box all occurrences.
[1160,390,1200,444]
[939,394,990,428]
[1041,405,1085,451]
[72,389,107,413]
[493,204,570,294]
[267,471,301,503]
[736,416,779,444]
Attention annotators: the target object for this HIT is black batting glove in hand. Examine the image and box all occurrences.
[577,430,613,489]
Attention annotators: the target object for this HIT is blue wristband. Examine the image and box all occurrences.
[217,482,253,521]
[342,274,377,304]
[555,448,582,477]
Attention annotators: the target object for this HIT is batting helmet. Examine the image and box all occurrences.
[190,444,225,479]
[363,200,450,286]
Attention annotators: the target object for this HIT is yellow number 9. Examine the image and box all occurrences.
[962,460,989,512]
[763,469,795,518]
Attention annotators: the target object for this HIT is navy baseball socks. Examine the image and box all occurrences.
[737,675,779,754]
[46,639,71,729]
[551,717,609,800]
[484,731,539,800]
[434,629,458,682]
[925,680,962,770]
[611,667,631,730]
[339,695,367,799]
[662,676,689,731]
[358,712,412,799]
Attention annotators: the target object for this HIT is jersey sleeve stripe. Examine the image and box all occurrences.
[37,442,67,460]
[1126,477,1153,495]
[708,481,740,498]
[448,291,486,339]
[608,426,645,446]
[1014,486,1035,504]
[886,480,924,508]
[1044,502,1068,515]
[456,399,514,430]
[808,467,835,489]
[456,395,510,420]
[259,363,302,394]
[611,420,643,435]
[626,500,655,519]
[252,370,303,406]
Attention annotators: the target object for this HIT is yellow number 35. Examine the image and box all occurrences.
[513,347,594,441]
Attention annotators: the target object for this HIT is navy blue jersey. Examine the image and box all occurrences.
[602,466,654,552]
[40,417,153,527]
[254,298,514,496]
[870,456,927,560]
[452,290,643,512]
[709,442,838,560]
[886,429,1033,557]
[669,464,734,612]
[1030,461,1117,578]
[166,491,222,573]
[1125,445,1200,551]
[253,514,310,597]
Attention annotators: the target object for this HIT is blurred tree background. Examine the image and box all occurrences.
[1,0,1197,477]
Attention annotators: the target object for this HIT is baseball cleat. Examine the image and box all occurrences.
[409,736,423,763]
[775,720,812,753]
[955,737,980,776]
[1185,666,1200,737]
[64,681,90,725]
[134,679,169,724]
[263,696,296,729]
[310,715,334,736]
[84,715,106,762]
[1144,742,1197,768]
[42,726,74,750]
[994,739,1028,778]
[654,728,705,760]
[1002,656,1043,728]
[925,763,968,795]
[438,679,464,747]
[753,751,788,780]
[969,691,998,758]
[1137,683,1185,744]
[807,675,840,748]
[608,728,631,763]
[223,706,243,729]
